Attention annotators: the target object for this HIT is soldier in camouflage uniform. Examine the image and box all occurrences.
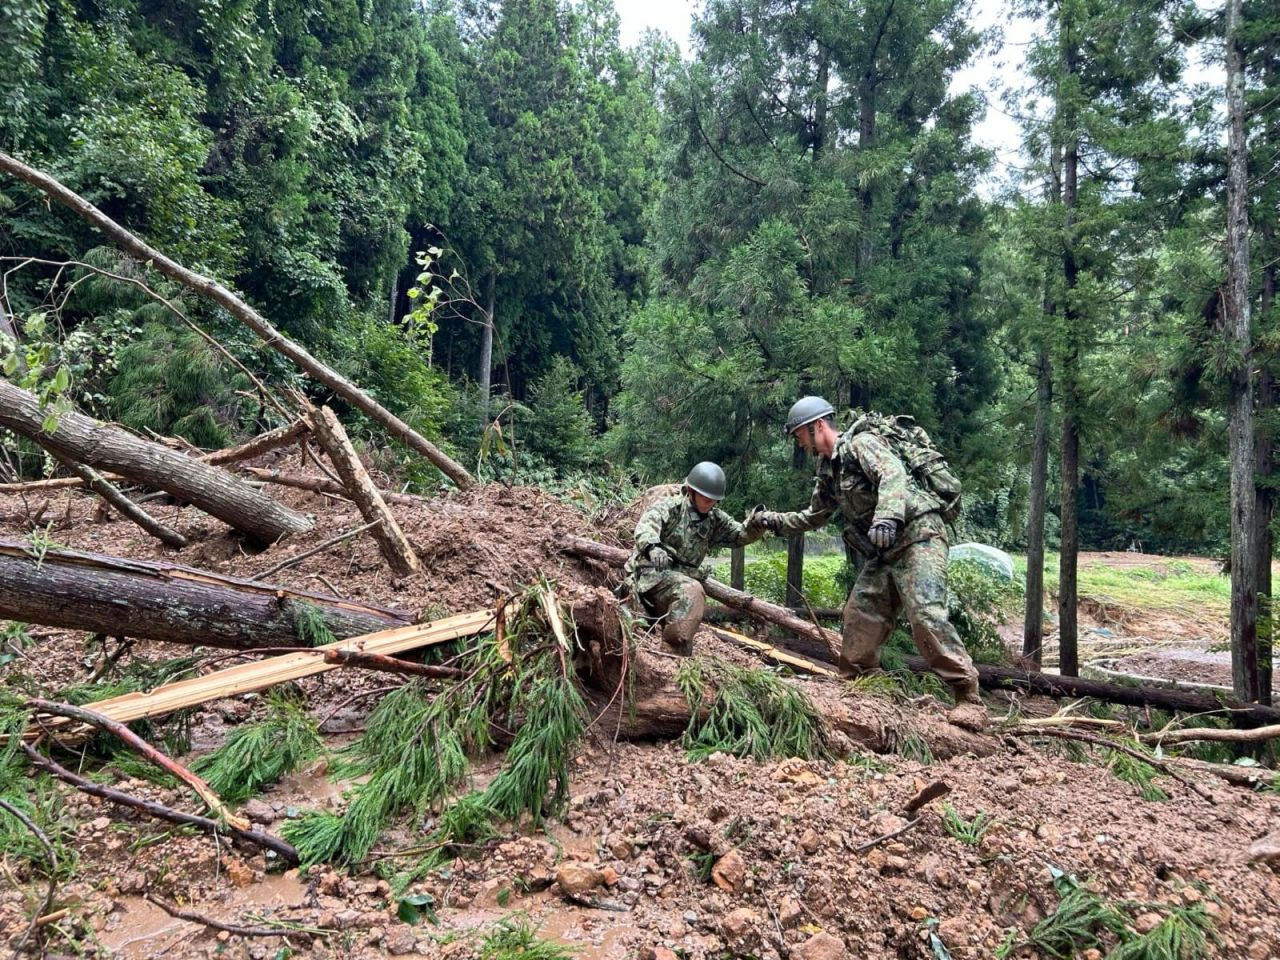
[627,462,763,655]
[753,397,985,729]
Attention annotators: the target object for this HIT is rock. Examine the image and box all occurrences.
[601,866,619,887]
[799,829,821,855]
[334,909,362,930]
[91,816,110,832]
[938,916,968,946]
[909,906,929,921]
[225,857,256,888]
[1248,831,1280,863]
[240,798,276,824]
[885,855,910,873]
[711,849,748,892]
[778,896,803,928]
[642,949,679,960]
[610,836,636,860]
[720,907,760,943]
[1246,941,1271,960]
[1134,912,1163,935]
[385,928,417,955]
[795,932,845,960]
[555,863,604,897]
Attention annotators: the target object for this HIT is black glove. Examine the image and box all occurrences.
[749,509,784,534]
[868,518,899,550]
[648,545,672,572]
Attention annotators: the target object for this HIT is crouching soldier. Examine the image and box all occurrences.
[626,462,762,655]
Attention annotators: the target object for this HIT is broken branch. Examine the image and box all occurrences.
[59,460,188,548]
[250,519,382,582]
[143,894,322,939]
[19,742,299,864]
[0,795,58,958]
[0,151,474,489]
[27,698,249,831]
[322,649,466,679]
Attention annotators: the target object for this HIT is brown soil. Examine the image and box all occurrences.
[1110,649,1235,689]
[2,461,1278,960]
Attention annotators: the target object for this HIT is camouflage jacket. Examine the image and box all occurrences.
[774,426,941,536]
[627,493,761,593]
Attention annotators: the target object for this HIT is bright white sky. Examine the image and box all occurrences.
[612,0,1222,190]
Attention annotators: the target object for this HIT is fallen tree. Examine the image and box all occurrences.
[0,538,411,650]
[240,467,424,505]
[0,379,310,543]
[0,151,474,490]
[564,537,1280,728]
[0,419,310,495]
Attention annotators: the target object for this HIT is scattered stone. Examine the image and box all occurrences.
[1248,832,1280,863]
[711,849,747,892]
[778,897,803,928]
[720,907,760,944]
[642,949,679,960]
[610,836,636,860]
[555,863,604,897]
[938,916,968,946]
[1134,912,1163,935]
[909,906,929,921]
[240,799,276,825]
[795,932,845,960]
[799,828,821,855]
[385,927,417,955]
[601,866,619,887]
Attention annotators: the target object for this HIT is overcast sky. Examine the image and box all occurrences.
[612,0,1033,185]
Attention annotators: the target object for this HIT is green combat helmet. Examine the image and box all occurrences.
[685,461,726,501]
[783,395,835,436]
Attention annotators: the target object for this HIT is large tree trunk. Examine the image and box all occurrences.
[480,272,495,418]
[0,152,474,490]
[0,539,410,649]
[1259,226,1277,706]
[1226,0,1260,702]
[564,537,1280,727]
[0,380,309,544]
[1057,30,1082,679]
[1024,347,1052,666]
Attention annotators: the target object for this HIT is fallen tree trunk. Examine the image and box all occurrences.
[0,152,474,490]
[564,537,1280,728]
[240,467,424,505]
[60,460,188,548]
[0,380,310,543]
[0,420,310,495]
[307,405,419,577]
[0,538,411,650]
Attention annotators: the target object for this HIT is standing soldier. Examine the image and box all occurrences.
[753,397,986,730]
[627,462,763,655]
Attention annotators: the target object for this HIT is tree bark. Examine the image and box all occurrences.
[1024,347,1052,666]
[0,379,310,544]
[0,538,411,650]
[0,152,474,490]
[480,272,495,418]
[62,460,188,548]
[786,446,807,607]
[1259,226,1277,705]
[240,467,424,506]
[1226,0,1260,702]
[306,406,420,577]
[563,536,1280,727]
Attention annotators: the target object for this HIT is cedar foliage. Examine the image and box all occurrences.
[191,691,322,804]
[282,584,587,868]
[676,658,827,761]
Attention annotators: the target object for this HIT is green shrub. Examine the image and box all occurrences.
[948,558,1021,664]
[742,552,848,609]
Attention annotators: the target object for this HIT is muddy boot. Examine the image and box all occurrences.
[947,681,987,732]
[661,620,696,657]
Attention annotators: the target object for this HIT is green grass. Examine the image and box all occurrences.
[941,803,996,846]
[479,914,575,960]
[1016,553,1229,620]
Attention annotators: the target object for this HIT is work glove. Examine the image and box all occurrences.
[648,545,672,572]
[868,518,899,550]
[748,509,785,534]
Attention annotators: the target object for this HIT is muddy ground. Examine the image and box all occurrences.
[2,455,1278,960]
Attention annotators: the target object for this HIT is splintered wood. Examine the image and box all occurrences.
[35,609,494,732]
[307,405,420,577]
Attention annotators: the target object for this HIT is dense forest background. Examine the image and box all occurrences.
[1,0,1278,559]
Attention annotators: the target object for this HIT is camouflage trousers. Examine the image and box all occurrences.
[638,571,706,656]
[841,512,980,700]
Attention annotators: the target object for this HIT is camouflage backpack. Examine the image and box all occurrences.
[849,412,963,523]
